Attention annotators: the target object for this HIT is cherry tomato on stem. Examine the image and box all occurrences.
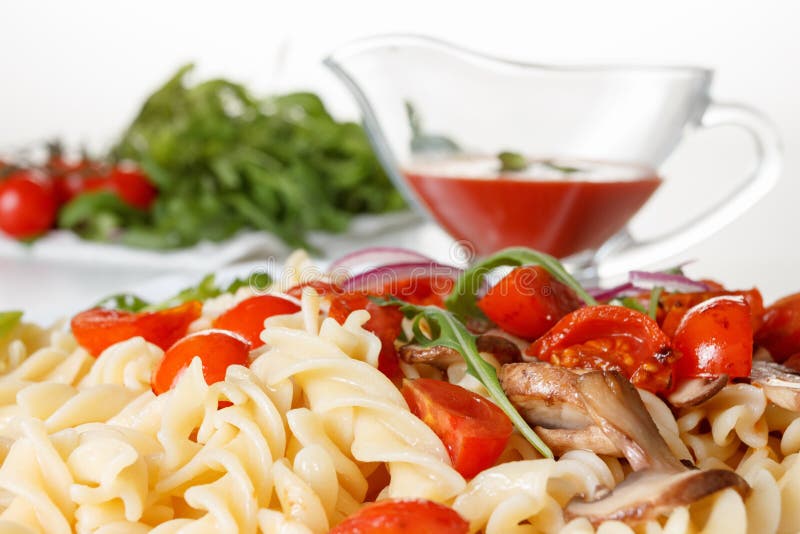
[527,305,675,393]
[477,265,581,340]
[71,301,201,357]
[212,295,300,347]
[0,170,58,239]
[402,378,513,479]
[672,295,752,379]
[330,499,468,534]
[151,329,251,394]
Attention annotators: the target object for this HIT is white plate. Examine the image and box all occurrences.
[0,212,422,271]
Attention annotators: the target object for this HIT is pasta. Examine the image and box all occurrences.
[0,254,798,533]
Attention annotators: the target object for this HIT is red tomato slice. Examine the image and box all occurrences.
[330,499,468,534]
[477,266,581,340]
[755,292,800,363]
[526,305,674,393]
[402,378,512,479]
[212,295,300,347]
[659,288,764,338]
[71,301,202,357]
[151,329,251,394]
[672,295,752,379]
[329,292,405,383]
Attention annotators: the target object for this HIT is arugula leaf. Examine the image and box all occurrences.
[445,247,597,321]
[609,297,647,314]
[0,311,23,338]
[498,151,528,172]
[648,287,664,321]
[387,298,553,458]
[542,160,582,174]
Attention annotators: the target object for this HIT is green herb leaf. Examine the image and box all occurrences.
[445,247,597,321]
[648,287,664,321]
[498,151,528,172]
[542,160,582,174]
[0,311,23,338]
[94,294,150,312]
[609,297,647,314]
[385,298,553,458]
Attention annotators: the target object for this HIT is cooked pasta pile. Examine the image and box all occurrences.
[0,253,798,534]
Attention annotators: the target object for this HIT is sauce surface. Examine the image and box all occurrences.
[404,156,661,258]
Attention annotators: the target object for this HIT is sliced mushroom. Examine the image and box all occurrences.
[565,370,749,525]
[751,360,800,411]
[534,425,621,457]
[666,375,728,408]
[399,334,521,370]
[565,468,749,525]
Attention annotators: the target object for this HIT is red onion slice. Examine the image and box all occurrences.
[588,282,637,302]
[341,261,463,295]
[629,270,710,293]
[329,247,434,275]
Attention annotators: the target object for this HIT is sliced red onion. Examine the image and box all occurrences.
[341,261,463,295]
[329,247,434,275]
[629,270,710,293]
[588,282,637,302]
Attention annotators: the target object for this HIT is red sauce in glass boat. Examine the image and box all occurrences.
[404,156,661,258]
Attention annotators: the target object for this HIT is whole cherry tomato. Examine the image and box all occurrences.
[71,301,201,357]
[0,171,58,239]
[106,166,157,210]
[151,329,251,394]
[477,265,581,340]
[212,295,300,347]
[330,499,468,534]
[755,292,800,362]
[526,305,674,393]
[672,295,752,379]
[402,378,512,479]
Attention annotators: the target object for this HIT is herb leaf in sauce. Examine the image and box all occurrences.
[498,151,528,172]
[0,311,23,338]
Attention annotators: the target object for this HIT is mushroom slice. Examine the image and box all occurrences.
[565,468,749,525]
[576,371,684,472]
[534,425,621,457]
[499,362,594,430]
[750,360,800,411]
[398,344,462,370]
[666,375,728,408]
[475,334,522,364]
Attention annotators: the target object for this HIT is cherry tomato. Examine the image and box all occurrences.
[659,289,764,338]
[285,280,342,299]
[755,292,800,362]
[330,499,468,534]
[151,329,251,394]
[379,274,455,307]
[402,378,512,479]
[477,265,581,340]
[107,166,157,210]
[329,292,405,383]
[672,295,752,379]
[212,295,300,347]
[0,171,58,239]
[71,301,202,357]
[526,305,674,392]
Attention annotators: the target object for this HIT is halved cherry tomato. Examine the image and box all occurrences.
[381,275,455,307]
[402,378,512,479]
[755,292,800,363]
[672,295,752,379]
[477,266,581,340]
[151,329,251,394]
[330,499,468,534]
[330,292,405,383]
[659,288,764,338]
[526,305,674,393]
[212,295,300,347]
[0,171,58,239]
[286,280,342,299]
[71,301,202,357]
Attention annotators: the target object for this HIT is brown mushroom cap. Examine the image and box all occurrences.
[750,360,800,411]
[399,334,522,370]
[666,375,728,408]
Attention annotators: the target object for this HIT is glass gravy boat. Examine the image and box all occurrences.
[325,35,781,278]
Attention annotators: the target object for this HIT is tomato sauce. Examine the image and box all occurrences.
[404,156,661,258]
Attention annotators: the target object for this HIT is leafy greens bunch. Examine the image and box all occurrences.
[67,64,404,249]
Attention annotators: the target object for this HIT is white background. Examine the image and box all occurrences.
[1,0,799,320]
